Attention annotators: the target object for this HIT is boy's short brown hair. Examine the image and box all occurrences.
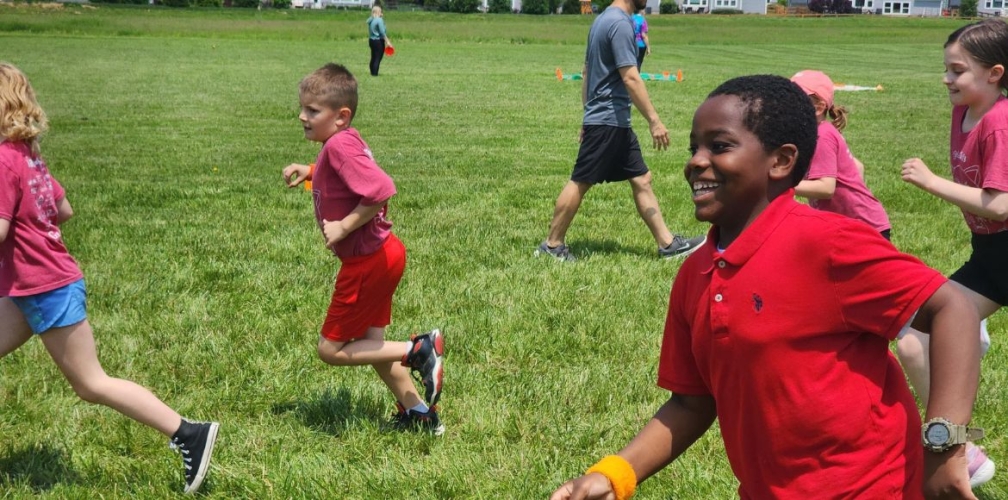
[299,63,358,119]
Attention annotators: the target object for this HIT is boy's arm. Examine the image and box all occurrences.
[901,157,1008,221]
[912,282,981,499]
[0,218,9,243]
[619,64,669,151]
[55,196,73,225]
[550,393,716,500]
[795,177,836,200]
[282,163,312,188]
[320,201,388,249]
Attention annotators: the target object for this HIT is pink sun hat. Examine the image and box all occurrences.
[791,70,834,109]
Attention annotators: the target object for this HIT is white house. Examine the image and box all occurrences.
[977,0,1007,16]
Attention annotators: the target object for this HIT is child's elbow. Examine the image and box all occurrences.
[986,190,1008,221]
[991,203,1008,221]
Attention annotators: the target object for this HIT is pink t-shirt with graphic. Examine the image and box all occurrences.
[0,141,83,297]
[806,121,890,233]
[311,127,396,260]
[950,96,1008,235]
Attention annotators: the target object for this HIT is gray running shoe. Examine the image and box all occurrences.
[659,235,707,259]
[535,241,575,262]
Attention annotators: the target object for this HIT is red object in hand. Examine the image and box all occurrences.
[384,46,395,56]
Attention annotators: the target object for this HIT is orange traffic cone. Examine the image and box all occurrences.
[676,69,683,82]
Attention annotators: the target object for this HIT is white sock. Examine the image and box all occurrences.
[410,402,429,414]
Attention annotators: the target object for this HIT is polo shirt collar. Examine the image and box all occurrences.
[714,189,799,268]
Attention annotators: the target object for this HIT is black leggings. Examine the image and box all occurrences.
[369,38,385,76]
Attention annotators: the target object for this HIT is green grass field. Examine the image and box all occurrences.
[0,4,1006,498]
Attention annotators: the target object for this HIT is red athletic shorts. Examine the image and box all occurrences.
[320,234,406,342]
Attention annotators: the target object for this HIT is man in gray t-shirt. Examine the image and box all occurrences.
[535,0,704,262]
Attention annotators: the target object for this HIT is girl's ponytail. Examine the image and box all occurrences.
[828,104,848,132]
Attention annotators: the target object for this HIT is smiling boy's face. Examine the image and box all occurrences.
[685,94,795,246]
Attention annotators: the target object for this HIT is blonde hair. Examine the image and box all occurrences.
[811,94,849,132]
[299,63,358,119]
[371,5,382,16]
[0,63,48,155]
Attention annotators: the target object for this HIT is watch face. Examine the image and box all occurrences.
[926,423,951,445]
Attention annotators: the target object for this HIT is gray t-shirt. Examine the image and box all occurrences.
[583,6,638,127]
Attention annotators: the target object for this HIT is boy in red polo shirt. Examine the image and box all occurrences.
[282,63,444,434]
[551,75,982,500]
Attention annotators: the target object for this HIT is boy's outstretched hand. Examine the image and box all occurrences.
[283,163,311,188]
[923,448,977,500]
[549,473,615,500]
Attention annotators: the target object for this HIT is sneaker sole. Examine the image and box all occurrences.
[424,329,444,407]
[184,422,220,495]
[970,458,995,488]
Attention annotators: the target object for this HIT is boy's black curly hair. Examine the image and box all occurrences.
[708,75,818,186]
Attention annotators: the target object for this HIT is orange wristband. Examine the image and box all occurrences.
[304,163,315,191]
[586,455,637,500]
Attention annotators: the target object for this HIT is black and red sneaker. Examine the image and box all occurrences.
[401,329,444,407]
[389,402,445,436]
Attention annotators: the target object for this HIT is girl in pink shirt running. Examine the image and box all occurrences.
[0,62,218,494]
[791,69,892,240]
[895,19,1008,490]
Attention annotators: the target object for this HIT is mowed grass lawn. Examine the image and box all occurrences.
[1,5,1006,498]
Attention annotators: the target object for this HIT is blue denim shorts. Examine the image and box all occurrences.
[10,279,88,334]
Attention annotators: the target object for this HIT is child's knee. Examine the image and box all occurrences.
[316,338,345,365]
[895,334,926,366]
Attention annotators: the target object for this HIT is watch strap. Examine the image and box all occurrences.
[950,423,984,445]
[965,426,985,442]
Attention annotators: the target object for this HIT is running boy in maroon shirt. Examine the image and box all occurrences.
[282,63,444,434]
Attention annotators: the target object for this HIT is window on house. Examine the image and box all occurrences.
[884,1,908,11]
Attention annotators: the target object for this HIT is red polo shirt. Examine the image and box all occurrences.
[659,190,943,499]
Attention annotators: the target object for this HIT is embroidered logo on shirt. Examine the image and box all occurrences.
[752,293,763,313]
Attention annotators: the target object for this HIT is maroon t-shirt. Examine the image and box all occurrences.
[310,128,397,259]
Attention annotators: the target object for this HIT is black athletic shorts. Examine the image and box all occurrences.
[571,125,649,184]
[949,230,1008,306]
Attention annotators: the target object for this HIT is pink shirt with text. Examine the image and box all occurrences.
[950,96,1008,234]
[0,141,83,297]
[806,121,890,233]
[311,127,396,260]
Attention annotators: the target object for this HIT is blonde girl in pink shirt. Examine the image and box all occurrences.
[0,62,218,494]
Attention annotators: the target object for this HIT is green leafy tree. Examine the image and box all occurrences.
[660,0,679,12]
[960,0,977,16]
[521,0,549,14]
[489,0,513,12]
